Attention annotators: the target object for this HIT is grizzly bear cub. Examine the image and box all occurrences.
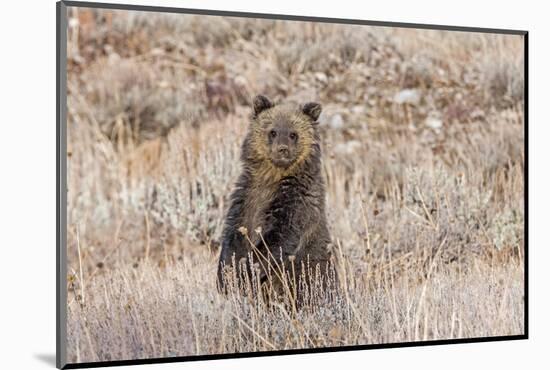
[216,95,337,304]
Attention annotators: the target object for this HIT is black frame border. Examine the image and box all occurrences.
[57,1,68,368]
[56,1,529,369]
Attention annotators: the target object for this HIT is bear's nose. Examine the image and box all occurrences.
[278,146,289,156]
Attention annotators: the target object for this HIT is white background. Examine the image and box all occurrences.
[0,0,546,368]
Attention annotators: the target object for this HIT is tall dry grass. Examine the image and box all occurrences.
[65,7,525,363]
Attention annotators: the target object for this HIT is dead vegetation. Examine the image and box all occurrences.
[65,7,525,364]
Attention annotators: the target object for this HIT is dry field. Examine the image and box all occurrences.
[65,8,525,364]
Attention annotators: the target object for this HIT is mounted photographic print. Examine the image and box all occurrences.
[56,1,528,368]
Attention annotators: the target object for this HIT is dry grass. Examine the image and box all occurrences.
[65,7,525,364]
[67,249,523,362]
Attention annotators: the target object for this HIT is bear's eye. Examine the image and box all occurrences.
[289,132,298,141]
[269,130,277,138]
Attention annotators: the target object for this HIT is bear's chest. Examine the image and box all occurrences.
[242,183,277,245]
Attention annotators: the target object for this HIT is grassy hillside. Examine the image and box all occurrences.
[65,7,525,363]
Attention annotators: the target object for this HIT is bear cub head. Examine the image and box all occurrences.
[249,94,322,170]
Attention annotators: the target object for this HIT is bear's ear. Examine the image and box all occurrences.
[302,102,322,122]
[253,95,273,116]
